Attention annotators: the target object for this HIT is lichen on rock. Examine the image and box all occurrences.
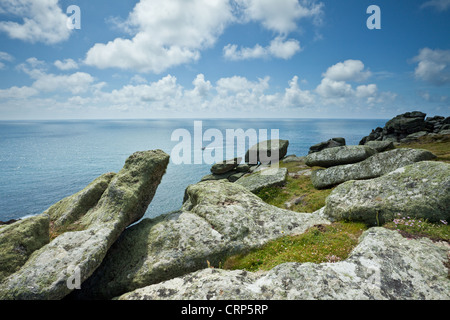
[323,161,450,225]
[117,228,450,300]
[0,150,170,300]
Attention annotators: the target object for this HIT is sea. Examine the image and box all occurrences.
[0,118,387,222]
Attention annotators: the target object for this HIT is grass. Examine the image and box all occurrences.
[243,140,450,273]
[223,222,367,272]
[254,161,333,213]
[383,215,449,242]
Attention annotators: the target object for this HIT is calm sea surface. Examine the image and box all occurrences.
[0,118,387,222]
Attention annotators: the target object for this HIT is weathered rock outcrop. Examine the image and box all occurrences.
[364,140,395,152]
[308,137,346,154]
[245,140,289,165]
[0,214,50,282]
[75,180,329,300]
[306,145,377,168]
[311,148,436,189]
[323,161,450,225]
[118,228,450,300]
[235,167,288,193]
[210,157,242,175]
[360,111,450,144]
[0,150,169,300]
[45,172,116,229]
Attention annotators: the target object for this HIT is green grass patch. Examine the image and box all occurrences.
[254,161,333,213]
[223,222,367,272]
[383,216,449,242]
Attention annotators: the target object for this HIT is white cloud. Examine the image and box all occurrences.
[235,0,324,34]
[223,44,267,60]
[421,0,450,11]
[54,59,79,71]
[0,51,14,62]
[33,72,95,94]
[130,75,147,85]
[322,59,371,82]
[316,78,354,99]
[216,75,269,96]
[85,0,234,73]
[14,57,96,95]
[190,74,213,97]
[315,60,392,108]
[224,37,301,60]
[413,48,450,85]
[0,86,38,99]
[283,76,315,107]
[355,84,378,98]
[0,0,71,44]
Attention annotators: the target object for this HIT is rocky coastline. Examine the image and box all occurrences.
[0,112,449,300]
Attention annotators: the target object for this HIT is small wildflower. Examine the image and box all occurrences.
[440,220,448,225]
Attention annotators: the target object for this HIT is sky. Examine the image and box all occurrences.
[0,0,449,120]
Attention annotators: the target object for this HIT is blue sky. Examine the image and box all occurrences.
[0,0,449,120]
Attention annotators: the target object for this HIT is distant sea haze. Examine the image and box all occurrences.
[0,118,387,222]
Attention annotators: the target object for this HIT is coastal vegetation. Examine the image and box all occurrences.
[223,134,449,273]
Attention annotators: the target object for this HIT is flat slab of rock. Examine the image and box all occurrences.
[75,180,329,300]
[245,140,289,165]
[234,167,288,193]
[118,228,450,300]
[305,145,377,168]
[0,150,170,300]
[311,148,436,189]
[211,157,242,174]
[323,161,450,225]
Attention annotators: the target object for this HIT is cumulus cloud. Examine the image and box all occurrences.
[0,51,14,62]
[0,0,71,44]
[54,59,79,71]
[235,0,324,34]
[322,59,372,82]
[224,0,322,61]
[85,0,234,73]
[283,76,315,107]
[413,48,450,86]
[13,57,96,95]
[0,51,13,69]
[224,37,301,61]
[315,59,393,108]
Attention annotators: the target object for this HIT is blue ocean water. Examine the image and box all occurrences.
[0,118,387,222]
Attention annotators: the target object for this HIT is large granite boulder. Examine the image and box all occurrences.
[45,172,116,229]
[0,214,50,282]
[305,145,377,168]
[311,148,436,189]
[245,140,289,165]
[234,167,288,193]
[118,228,450,300]
[363,141,395,152]
[0,150,170,300]
[308,137,346,154]
[323,161,450,225]
[74,180,329,300]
